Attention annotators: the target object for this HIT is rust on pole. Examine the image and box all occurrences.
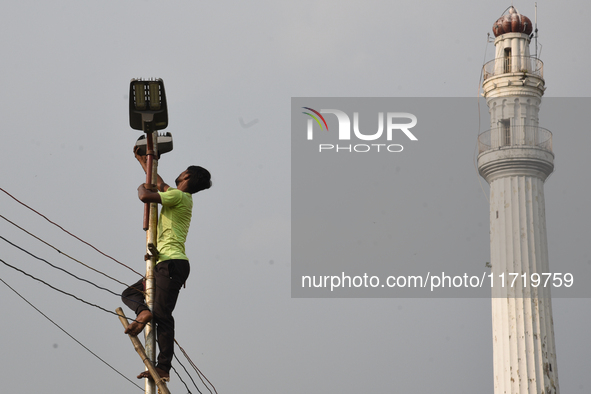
[116,308,171,394]
[143,131,155,231]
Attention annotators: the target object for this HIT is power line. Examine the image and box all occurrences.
[171,361,199,394]
[0,187,143,277]
[1,186,215,391]
[0,233,179,335]
[176,340,218,394]
[1,232,155,315]
[1,235,123,298]
[0,240,213,390]
[0,257,135,322]
[0,213,134,288]
[1,256,209,392]
[1,193,187,304]
[0,276,143,391]
[1,213,180,310]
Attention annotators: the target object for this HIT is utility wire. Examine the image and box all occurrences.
[1,187,215,391]
[0,235,152,317]
[0,276,143,391]
[176,340,218,394]
[1,235,122,298]
[0,214,133,288]
[0,240,211,389]
[0,187,143,277]
[172,358,200,394]
[0,256,206,392]
[0,257,138,323]
[0,231,182,336]
[1,213,176,307]
[0,192,186,303]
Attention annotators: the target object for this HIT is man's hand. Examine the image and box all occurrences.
[134,146,149,173]
[138,183,162,204]
[134,144,169,192]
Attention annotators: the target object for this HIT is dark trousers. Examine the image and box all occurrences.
[122,259,190,372]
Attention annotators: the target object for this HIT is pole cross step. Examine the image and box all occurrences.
[116,307,171,394]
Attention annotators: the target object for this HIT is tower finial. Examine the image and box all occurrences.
[492,6,533,37]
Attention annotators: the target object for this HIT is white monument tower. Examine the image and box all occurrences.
[478,6,559,394]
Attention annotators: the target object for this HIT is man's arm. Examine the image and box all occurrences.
[138,183,162,204]
[134,146,170,192]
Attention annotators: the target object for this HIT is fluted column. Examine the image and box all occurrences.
[479,145,558,394]
[488,173,559,394]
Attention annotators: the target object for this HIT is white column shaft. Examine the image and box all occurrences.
[489,175,559,394]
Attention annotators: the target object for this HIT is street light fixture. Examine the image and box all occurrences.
[129,78,168,132]
[134,133,173,156]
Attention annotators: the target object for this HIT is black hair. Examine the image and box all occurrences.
[186,166,212,194]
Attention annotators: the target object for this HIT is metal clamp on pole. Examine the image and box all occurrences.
[144,243,159,262]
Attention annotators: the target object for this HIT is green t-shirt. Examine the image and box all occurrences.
[156,188,193,263]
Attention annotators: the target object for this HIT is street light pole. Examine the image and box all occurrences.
[129,79,170,394]
[144,129,158,394]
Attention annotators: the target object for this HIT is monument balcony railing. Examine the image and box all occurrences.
[477,125,553,154]
[482,56,544,81]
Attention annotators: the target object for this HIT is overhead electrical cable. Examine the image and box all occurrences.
[0,276,143,391]
[0,187,143,277]
[0,257,140,323]
[0,213,133,288]
[1,255,209,391]
[1,187,215,390]
[175,340,218,394]
[0,235,151,312]
[172,357,201,394]
[0,232,181,334]
[0,189,186,301]
[1,214,177,306]
[1,235,122,298]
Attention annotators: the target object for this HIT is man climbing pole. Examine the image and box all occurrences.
[122,146,212,381]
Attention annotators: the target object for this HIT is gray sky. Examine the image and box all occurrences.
[0,1,589,393]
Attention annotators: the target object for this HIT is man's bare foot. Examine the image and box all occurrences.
[124,310,152,336]
[137,367,170,382]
